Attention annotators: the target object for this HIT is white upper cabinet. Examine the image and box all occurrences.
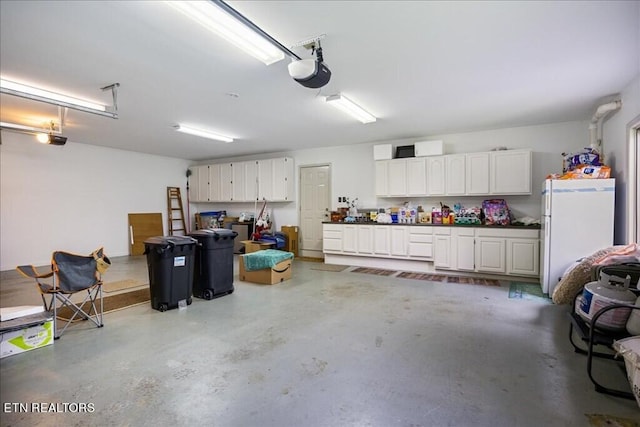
[465,152,490,195]
[257,159,274,201]
[407,158,427,196]
[388,159,407,196]
[272,157,294,201]
[244,161,258,201]
[189,165,210,202]
[445,154,466,195]
[426,156,446,196]
[490,149,532,195]
[375,161,389,197]
[220,163,233,201]
[231,162,245,201]
[208,163,222,201]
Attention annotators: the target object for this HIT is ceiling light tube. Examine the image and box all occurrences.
[325,94,377,124]
[165,1,285,65]
[0,78,117,119]
[174,125,234,143]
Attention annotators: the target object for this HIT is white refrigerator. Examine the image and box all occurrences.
[540,178,615,296]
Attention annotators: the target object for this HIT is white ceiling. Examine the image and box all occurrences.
[1,1,638,161]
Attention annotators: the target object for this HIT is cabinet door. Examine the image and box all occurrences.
[373,226,390,255]
[390,226,408,257]
[490,149,532,195]
[426,156,446,196]
[189,165,208,202]
[475,237,506,273]
[433,235,452,268]
[446,154,466,195]
[231,162,245,201]
[244,161,258,202]
[272,157,293,201]
[219,163,233,201]
[507,238,540,276]
[407,158,427,196]
[208,164,222,201]
[342,225,358,253]
[456,234,475,271]
[358,225,374,254]
[388,160,407,196]
[375,161,389,197]
[466,152,490,195]
[258,159,274,200]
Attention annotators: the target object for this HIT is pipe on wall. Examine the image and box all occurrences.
[589,100,622,153]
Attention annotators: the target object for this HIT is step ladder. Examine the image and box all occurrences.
[167,187,187,236]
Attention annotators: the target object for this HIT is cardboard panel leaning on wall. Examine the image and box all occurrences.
[0,132,191,271]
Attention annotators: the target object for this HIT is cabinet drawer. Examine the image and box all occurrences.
[409,233,433,243]
[408,226,433,235]
[323,230,342,240]
[323,224,342,232]
[433,227,451,236]
[323,239,342,252]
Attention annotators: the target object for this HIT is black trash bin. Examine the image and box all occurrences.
[144,236,197,312]
[189,229,238,300]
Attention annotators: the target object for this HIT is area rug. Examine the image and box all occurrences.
[586,414,640,427]
[351,267,398,276]
[396,272,500,286]
[56,288,150,321]
[310,264,349,272]
[103,279,146,293]
[396,272,448,281]
[509,282,550,302]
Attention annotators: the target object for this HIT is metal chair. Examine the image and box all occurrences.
[16,247,110,339]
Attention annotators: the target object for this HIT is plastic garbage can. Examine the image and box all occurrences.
[144,236,197,312]
[189,229,238,300]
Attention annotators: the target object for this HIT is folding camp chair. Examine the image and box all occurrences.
[16,247,110,339]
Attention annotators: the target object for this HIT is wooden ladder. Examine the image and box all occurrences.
[167,187,187,236]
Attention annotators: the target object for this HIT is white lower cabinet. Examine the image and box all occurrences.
[433,228,454,269]
[454,228,475,271]
[507,238,540,276]
[475,237,506,273]
[322,224,343,253]
[342,224,358,254]
[390,226,408,257]
[323,223,540,278]
[357,225,374,254]
[373,226,391,255]
[408,227,433,260]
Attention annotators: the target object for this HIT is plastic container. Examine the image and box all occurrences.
[189,229,238,300]
[144,236,197,312]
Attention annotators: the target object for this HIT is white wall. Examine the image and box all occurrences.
[603,73,640,244]
[192,120,591,230]
[0,132,191,270]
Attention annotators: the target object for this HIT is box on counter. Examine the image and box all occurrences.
[1,314,53,359]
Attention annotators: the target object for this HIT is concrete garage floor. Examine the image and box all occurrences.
[1,255,639,426]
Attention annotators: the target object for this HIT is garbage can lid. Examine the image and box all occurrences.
[144,236,197,247]
[189,229,238,239]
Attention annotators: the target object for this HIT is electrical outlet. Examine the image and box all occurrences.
[338,197,342,203]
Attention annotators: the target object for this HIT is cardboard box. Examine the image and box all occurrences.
[1,319,53,359]
[280,226,299,257]
[241,240,275,253]
[414,140,444,157]
[239,256,292,285]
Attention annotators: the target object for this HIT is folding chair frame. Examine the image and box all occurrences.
[16,248,108,339]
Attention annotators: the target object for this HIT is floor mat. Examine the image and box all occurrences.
[586,414,640,427]
[56,288,150,321]
[396,272,500,286]
[103,279,146,293]
[351,267,398,276]
[509,282,550,302]
[310,264,349,272]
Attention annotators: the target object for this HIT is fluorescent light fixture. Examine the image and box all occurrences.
[0,78,117,118]
[165,1,285,65]
[174,125,234,143]
[0,121,66,145]
[325,94,376,124]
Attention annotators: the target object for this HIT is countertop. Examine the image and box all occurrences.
[322,221,541,230]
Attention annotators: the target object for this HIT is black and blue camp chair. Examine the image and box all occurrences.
[16,247,110,339]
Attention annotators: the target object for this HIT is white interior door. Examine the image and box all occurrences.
[300,165,331,258]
